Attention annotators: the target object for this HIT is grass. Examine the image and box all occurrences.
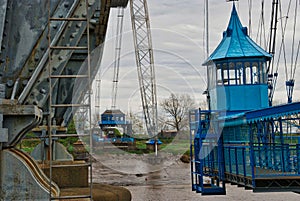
[126,138,191,155]
[17,131,192,157]
[17,138,41,154]
[160,139,190,155]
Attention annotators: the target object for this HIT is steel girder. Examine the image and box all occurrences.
[0,0,115,128]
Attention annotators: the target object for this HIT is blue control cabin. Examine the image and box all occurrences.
[98,109,132,138]
[203,3,271,112]
[190,4,300,195]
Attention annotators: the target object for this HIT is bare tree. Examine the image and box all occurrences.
[127,111,145,134]
[160,93,196,132]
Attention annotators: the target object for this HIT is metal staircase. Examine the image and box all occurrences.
[47,0,93,199]
[189,109,226,195]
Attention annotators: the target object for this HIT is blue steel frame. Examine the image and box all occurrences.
[189,109,226,195]
[190,102,300,194]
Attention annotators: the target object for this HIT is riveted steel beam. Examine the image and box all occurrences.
[0,0,59,99]
[19,1,99,126]
[0,0,7,54]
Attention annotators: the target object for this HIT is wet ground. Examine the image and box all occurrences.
[92,153,300,201]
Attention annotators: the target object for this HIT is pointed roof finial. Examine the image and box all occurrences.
[227,0,238,8]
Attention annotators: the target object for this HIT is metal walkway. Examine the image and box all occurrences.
[189,103,300,195]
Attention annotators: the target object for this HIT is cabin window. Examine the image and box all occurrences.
[229,62,235,85]
[214,60,267,86]
[236,62,244,84]
[252,62,259,84]
[222,63,229,85]
[217,67,223,85]
[243,62,251,84]
[260,62,267,84]
[208,64,216,89]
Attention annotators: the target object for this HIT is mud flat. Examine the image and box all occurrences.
[92,153,300,201]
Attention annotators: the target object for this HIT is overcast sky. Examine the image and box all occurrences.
[92,0,299,116]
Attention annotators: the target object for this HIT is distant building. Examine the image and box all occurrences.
[158,130,177,138]
[99,109,132,137]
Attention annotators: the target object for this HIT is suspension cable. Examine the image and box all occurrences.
[248,0,252,36]
[290,0,298,79]
[256,0,267,49]
[202,0,206,61]
[269,0,293,103]
[267,0,279,76]
[277,0,291,81]
[292,41,300,80]
[111,7,125,109]
[281,0,298,103]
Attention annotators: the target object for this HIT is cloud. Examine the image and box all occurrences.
[93,0,299,115]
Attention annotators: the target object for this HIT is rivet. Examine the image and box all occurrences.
[34,56,39,61]
[70,33,76,38]
[59,14,63,18]
[64,2,69,8]
[58,56,64,60]
[22,80,28,86]
[76,23,81,28]
[40,88,46,94]
[6,80,13,87]
[82,13,87,18]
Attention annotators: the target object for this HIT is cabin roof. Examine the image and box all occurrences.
[102,109,125,115]
[203,4,272,65]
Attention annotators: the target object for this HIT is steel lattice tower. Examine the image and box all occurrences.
[130,0,158,137]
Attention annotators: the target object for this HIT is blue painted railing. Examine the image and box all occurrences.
[222,144,300,180]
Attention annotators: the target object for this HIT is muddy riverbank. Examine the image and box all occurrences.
[92,153,300,201]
